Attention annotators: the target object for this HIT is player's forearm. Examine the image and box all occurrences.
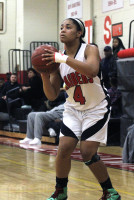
[41,73,59,101]
[54,52,99,78]
[66,57,99,78]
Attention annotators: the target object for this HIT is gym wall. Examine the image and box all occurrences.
[0,0,134,74]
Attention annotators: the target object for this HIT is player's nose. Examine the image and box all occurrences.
[61,27,66,33]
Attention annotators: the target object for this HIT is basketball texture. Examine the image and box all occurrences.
[31,44,60,73]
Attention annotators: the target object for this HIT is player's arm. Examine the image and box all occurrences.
[66,45,100,78]
[42,45,100,78]
[41,70,62,101]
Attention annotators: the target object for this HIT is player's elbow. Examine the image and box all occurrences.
[92,71,98,78]
[91,66,99,78]
[87,69,99,78]
[47,93,59,101]
[91,73,97,78]
[86,63,99,78]
[47,96,57,101]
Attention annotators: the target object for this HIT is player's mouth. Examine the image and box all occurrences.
[60,34,66,38]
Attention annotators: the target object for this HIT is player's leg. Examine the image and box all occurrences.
[80,99,121,199]
[80,140,109,182]
[56,136,78,178]
[47,136,78,200]
[80,140,121,200]
[46,106,80,200]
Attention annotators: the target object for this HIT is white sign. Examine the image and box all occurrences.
[66,0,83,19]
[102,0,124,12]
[130,0,134,5]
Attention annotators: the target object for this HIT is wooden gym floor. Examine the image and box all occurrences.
[0,136,134,200]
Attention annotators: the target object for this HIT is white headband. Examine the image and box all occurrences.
[73,18,84,36]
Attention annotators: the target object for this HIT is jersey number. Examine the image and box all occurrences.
[73,85,86,105]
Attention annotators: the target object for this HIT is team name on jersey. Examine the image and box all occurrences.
[64,71,93,90]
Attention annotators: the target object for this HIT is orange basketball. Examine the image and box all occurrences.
[31,44,59,73]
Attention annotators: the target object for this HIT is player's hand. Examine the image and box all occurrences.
[42,49,55,65]
[42,49,68,64]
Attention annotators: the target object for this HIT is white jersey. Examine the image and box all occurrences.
[59,43,106,111]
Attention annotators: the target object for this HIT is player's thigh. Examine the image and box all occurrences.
[62,107,82,138]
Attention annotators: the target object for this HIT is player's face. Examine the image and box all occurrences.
[113,38,119,48]
[60,19,79,43]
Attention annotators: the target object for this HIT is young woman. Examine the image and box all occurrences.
[41,18,121,200]
[112,37,125,58]
[21,68,45,111]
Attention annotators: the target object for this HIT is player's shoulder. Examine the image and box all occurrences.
[84,43,99,55]
[86,43,98,50]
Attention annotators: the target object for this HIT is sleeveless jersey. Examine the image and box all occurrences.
[59,43,106,111]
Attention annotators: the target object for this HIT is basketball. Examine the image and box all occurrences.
[31,44,60,73]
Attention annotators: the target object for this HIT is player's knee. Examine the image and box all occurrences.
[84,153,100,166]
[81,150,93,161]
[57,145,72,159]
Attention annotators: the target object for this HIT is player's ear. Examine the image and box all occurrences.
[76,31,82,38]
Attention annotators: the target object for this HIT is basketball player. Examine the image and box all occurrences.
[41,18,121,200]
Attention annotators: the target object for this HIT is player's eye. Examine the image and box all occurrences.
[66,26,71,29]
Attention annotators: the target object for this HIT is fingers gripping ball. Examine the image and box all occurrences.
[31,44,60,73]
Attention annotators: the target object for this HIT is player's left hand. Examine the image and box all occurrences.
[42,49,55,65]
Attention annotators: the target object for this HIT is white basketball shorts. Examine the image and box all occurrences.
[60,98,111,146]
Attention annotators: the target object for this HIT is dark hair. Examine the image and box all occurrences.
[104,45,112,52]
[110,77,118,87]
[113,37,125,55]
[27,67,38,75]
[68,18,86,43]
[10,73,17,77]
